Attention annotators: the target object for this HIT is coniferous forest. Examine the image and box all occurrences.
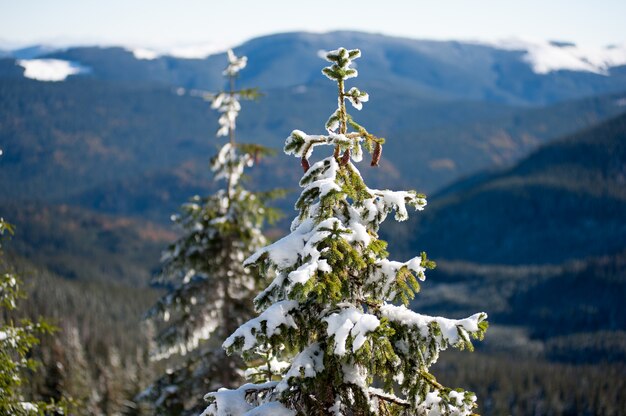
[1,27,626,416]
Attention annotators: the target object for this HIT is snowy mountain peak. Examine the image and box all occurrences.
[131,48,159,60]
[167,43,227,59]
[493,38,626,75]
[128,42,228,60]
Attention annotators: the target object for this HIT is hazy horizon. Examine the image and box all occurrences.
[1,0,625,50]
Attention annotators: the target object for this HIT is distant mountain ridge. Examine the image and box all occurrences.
[388,111,626,265]
[2,76,625,225]
[2,31,626,105]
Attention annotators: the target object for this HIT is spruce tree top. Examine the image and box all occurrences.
[139,49,281,415]
[144,49,274,361]
[202,47,488,416]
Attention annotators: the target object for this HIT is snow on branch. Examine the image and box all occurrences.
[365,188,427,222]
[202,381,280,416]
[276,343,324,392]
[245,217,343,272]
[380,304,487,349]
[323,306,380,356]
[210,142,254,188]
[284,130,336,159]
[223,49,248,77]
[322,47,361,81]
[223,301,299,352]
[212,93,242,137]
[364,256,426,302]
[345,87,369,110]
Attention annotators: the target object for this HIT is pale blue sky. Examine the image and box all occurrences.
[1,0,625,49]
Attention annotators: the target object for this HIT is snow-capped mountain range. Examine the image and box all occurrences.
[125,37,626,75]
[2,31,626,106]
[5,34,626,81]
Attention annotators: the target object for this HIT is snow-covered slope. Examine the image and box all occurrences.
[17,59,89,81]
[129,42,227,60]
[493,38,626,75]
[131,48,160,60]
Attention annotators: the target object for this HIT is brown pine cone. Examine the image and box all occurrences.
[340,149,351,165]
[301,157,310,173]
[371,142,382,167]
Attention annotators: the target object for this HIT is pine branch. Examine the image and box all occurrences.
[368,389,409,407]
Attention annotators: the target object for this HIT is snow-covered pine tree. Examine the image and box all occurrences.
[201,48,488,416]
[0,219,66,415]
[140,50,280,415]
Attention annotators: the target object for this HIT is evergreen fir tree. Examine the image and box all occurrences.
[201,48,488,416]
[140,50,279,415]
[0,219,67,415]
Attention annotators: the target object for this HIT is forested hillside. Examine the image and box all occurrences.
[389,111,626,264]
[7,255,160,413]
[1,77,625,225]
[0,201,171,285]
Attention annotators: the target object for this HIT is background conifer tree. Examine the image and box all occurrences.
[0,218,68,415]
[202,48,488,416]
[140,50,280,415]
